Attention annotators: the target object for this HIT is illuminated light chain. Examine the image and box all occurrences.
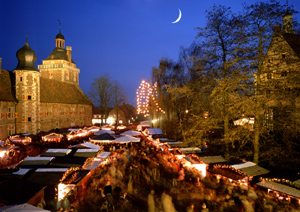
[212,164,252,180]
[259,177,300,190]
[136,80,165,115]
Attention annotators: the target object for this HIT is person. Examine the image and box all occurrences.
[187,203,194,212]
[201,203,209,212]
[147,189,156,212]
[113,183,122,210]
[202,142,208,153]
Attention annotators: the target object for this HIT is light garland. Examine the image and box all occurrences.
[136,81,165,116]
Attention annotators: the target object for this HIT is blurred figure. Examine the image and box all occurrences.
[147,189,156,212]
[187,203,194,212]
[161,190,177,212]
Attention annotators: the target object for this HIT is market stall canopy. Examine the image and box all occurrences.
[230,161,269,177]
[144,128,163,135]
[0,203,50,212]
[94,130,115,135]
[0,179,45,207]
[69,142,100,150]
[97,151,111,160]
[41,149,71,157]
[199,155,226,164]
[73,149,99,157]
[114,136,140,143]
[42,133,63,141]
[89,133,116,143]
[48,157,87,168]
[179,147,201,154]
[82,158,102,170]
[26,168,69,185]
[18,157,54,168]
[257,180,300,199]
[120,130,141,136]
[210,164,247,181]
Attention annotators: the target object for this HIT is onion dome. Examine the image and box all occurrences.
[45,47,69,61]
[15,39,38,71]
[56,32,65,39]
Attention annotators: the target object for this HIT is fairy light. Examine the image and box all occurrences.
[136,80,166,116]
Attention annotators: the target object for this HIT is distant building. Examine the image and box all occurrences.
[261,11,300,131]
[0,30,92,139]
[92,104,136,126]
[108,103,136,126]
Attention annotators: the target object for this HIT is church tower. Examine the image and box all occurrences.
[13,35,40,134]
[282,10,295,34]
[38,22,80,85]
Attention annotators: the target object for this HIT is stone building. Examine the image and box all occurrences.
[0,31,92,139]
[261,11,300,131]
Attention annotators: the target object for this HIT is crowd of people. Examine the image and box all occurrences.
[63,135,300,212]
[2,128,300,211]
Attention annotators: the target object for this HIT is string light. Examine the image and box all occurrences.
[136,80,165,116]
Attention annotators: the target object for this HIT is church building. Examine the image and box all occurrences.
[0,30,92,139]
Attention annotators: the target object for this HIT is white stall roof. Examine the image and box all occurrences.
[69,142,101,150]
[97,151,111,159]
[146,128,163,135]
[82,158,103,170]
[231,162,256,169]
[199,156,226,164]
[257,180,300,199]
[179,147,201,154]
[13,168,31,175]
[36,168,69,172]
[43,149,72,156]
[231,162,269,177]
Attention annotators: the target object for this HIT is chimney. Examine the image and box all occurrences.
[66,46,72,63]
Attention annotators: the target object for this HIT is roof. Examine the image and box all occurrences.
[49,157,87,168]
[82,158,102,170]
[179,147,202,154]
[40,78,92,105]
[69,142,101,150]
[199,155,227,164]
[0,203,50,212]
[26,168,69,185]
[0,179,45,205]
[282,33,300,58]
[73,149,99,157]
[41,149,72,157]
[257,180,300,199]
[0,70,16,102]
[231,162,269,177]
[60,169,90,184]
[18,157,54,168]
[90,133,116,141]
[145,128,163,135]
[96,151,111,159]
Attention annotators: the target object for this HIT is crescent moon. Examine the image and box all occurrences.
[172,9,182,24]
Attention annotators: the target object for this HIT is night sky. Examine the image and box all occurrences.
[1,0,300,106]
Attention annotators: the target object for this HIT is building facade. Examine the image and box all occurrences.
[0,31,92,139]
[261,11,300,131]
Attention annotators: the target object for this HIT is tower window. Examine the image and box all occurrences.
[281,54,286,59]
[28,95,32,100]
[28,117,31,122]
[267,73,272,79]
[281,71,287,77]
[20,77,22,81]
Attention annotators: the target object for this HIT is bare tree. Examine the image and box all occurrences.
[89,73,112,125]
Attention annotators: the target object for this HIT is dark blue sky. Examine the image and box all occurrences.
[1,0,299,106]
